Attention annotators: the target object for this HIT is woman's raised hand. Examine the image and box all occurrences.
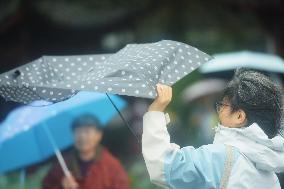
[148,84,172,112]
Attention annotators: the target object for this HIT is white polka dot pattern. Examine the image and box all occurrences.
[0,40,212,104]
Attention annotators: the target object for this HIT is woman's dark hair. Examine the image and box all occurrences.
[72,114,103,132]
[220,68,283,138]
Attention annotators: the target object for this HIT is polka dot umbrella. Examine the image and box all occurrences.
[0,40,212,104]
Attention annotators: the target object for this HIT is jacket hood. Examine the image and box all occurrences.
[213,123,284,173]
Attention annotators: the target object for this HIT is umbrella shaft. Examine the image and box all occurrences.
[43,123,71,177]
[54,149,71,177]
[106,93,140,143]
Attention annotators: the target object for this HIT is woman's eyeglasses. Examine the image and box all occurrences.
[215,101,231,112]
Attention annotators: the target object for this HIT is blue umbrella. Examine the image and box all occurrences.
[200,51,284,74]
[0,91,127,175]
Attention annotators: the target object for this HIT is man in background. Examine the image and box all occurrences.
[42,114,130,189]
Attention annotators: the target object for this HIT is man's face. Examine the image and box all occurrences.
[74,126,102,153]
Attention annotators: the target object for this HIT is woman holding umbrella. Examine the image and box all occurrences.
[142,69,284,189]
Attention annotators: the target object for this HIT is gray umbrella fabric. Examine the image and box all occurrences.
[0,40,212,104]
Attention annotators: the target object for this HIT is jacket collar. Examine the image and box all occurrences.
[69,145,103,178]
[213,123,284,151]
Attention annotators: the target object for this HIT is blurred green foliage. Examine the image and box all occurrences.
[0,164,50,189]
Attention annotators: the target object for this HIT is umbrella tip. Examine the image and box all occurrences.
[13,70,21,78]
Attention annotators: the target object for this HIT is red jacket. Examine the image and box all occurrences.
[42,147,130,189]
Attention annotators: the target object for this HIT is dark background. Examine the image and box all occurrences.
[1,0,284,119]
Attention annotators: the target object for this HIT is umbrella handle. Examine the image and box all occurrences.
[42,123,71,177]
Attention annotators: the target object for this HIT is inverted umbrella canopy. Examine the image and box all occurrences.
[200,51,284,74]
[0,40,212,104]
[0,91,126,174]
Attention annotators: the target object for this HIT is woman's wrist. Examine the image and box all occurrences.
[148,103,166,112]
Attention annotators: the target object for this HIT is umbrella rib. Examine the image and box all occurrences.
[106,93,140,143]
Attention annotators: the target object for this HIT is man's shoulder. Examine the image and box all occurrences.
[100,147,122,166]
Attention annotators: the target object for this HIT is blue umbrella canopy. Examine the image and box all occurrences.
[200,51,284,74]
[0,91,126,174]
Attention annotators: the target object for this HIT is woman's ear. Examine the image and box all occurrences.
[236,109,247,126]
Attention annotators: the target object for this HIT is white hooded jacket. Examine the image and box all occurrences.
[142,111,284,189]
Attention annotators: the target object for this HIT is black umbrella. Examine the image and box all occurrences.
[0,40,211,104]
[0,40,211,142]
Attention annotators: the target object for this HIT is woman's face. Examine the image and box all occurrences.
[217,98,247,128]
